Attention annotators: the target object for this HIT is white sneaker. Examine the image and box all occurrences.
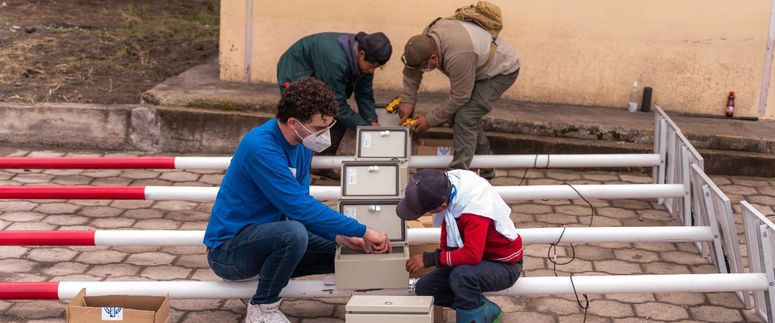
[245,299,291,323]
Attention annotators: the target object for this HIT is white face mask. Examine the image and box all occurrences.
[293,120,333,153]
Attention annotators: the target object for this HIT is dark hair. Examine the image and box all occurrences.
[355,32,392,65]
[276,77,337,123]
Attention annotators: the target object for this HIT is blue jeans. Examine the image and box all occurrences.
[415,260,522,310]
[207,220,336,304]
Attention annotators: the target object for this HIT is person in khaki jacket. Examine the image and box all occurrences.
[398,17,520,180]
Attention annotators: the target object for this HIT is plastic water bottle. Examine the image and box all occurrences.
[628,80,640,112]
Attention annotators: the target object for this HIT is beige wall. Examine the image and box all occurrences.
[220,0,774,118]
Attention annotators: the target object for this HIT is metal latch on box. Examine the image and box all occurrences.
[368,205,381,213]
[380,130,391,137]
[368,166,379,173]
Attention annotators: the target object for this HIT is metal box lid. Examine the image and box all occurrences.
[341,161,401,198]
[346,295,433,314]
[356,126,410,159]
[340,199,405,242]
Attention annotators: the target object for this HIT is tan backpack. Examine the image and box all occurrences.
[428,1,504,69]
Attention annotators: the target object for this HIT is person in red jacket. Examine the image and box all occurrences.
[397,169,523,323]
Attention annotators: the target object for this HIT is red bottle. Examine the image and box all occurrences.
[725,91,735,117]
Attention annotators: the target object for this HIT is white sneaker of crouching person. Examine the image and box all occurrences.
[245,298,290,323]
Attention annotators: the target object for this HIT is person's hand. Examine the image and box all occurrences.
[363,227,391,254]
[405,254,425,274]
[411,115,431,133]
[370,121,380,127]
[399,102,415,124]
[336,235,370,253]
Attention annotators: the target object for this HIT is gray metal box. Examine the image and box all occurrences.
[345,295,434,323]
[335,200,409,290]
[356,127,410,159]
[341,161,402,198]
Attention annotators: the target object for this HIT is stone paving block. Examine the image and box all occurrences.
[179,221,208,230]
[153,200,200,211]
[181,310,243,323]
[0,180,23,186]
[5,301,64,319]
[558,313,609,323]
[555,205,592,216]
[586,300,635,318]
[27,248,78,262]
[704,292,746,308]
[631,242,677,252]
[554,258,594,273]
[613,249,660,263]
[42,215,90,226]
[0,171,14,180]
[512,203,554,215]
[41,262,90,276]
[164,210,211,221]
[720,184,758,196]
[170,299,223,311]
[6,222,57,230]
[506,169,545,178]
[76,250,128,264]
[533,297,585,315]
[522,256,547,271]
[0,246,29,259]
[545,170,582,181]
[618,174,651,184]
[126,252,177,266]
[503,311,556,323]
[525,244,567,258]
[747,195,775,206]
[659,251,710,265]
[162,246,207,255]
[42,169,84,176]
[191,268,220,281]
[80,169,124,178]
[689,264,718,274]
[51,175,93,185]
[110,200,155,209]
[634,302,689,321]
[160,171,201,182]
[120,170,161,179]
[282,300,335,318]
[581,173,620,181]
[79,206,123,218]
[90,217,136,229]
[49,274,100,281]
[0,201,38,212]
[640,262,692,274]
[533,199,573,206]
[595,207,636,219]
[611,200,652,210]
[529,178,564,185]
[688,305,743,322]
[540,213,581,225]
[200,174,224,185]
[603,293,655,304]
[511,213,535,223]
[593,260,642,274]
[90,177,133,186]
[131,179,173,186]
[653,292,706,306]
[731,178,770,188]
[134,218,182,229]
[0,219,8,230]
[140,265,192,280]
[173,181,210,187]
[573,246,615,261]
[87,264,141,277]
[0,211,46,222]
[581,215,622,227]
[123,208,165,219]
[70,200,112,207]
[490,176,523,186]
[175,255,209,268]
[758,186,775,197]
[0,259,37,273]
[34,203,81,214]
[12,173,54,183]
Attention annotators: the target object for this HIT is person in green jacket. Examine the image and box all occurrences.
[277,32,392,179]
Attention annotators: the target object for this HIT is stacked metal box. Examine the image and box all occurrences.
[334,126,411,290]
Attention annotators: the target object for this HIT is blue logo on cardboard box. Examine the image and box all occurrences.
[437,146,451,156]
[102,307,123,320]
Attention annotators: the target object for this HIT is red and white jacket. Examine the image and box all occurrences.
[423,213,523,267]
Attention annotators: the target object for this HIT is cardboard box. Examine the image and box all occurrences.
[416,139,454,156]
[66,289,169,323]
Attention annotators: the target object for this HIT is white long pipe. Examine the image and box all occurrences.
[89,226,713,246]
[142,184,684,202]
[55,273,767,300]
[172,154,660,170]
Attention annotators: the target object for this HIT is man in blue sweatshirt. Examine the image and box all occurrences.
[204,77,391,323]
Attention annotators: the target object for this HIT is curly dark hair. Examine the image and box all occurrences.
[276,77,337,123]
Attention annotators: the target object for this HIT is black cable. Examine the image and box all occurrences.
[547,224,577,275]
[569,273,590,323]
[519,154,551,186]
[565,184,596,227]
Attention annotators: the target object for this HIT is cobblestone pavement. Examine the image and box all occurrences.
[0,147,774,322]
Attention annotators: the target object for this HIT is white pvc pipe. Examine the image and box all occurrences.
[56,273,767,300]
[89,226,713,246]
[139,184,683,202]
[173,154,660,170]
[174,157,231,170]
[407,226,713,245]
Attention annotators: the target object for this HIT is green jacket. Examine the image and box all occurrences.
[277,32,377,128]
